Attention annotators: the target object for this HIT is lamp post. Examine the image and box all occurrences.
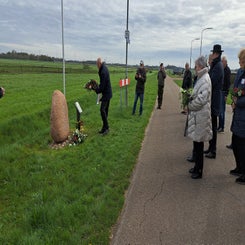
[190,38,200,69]
[200,27,213,56]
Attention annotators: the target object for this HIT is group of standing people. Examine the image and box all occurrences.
[92,58,159,135]
[184,44,245,184]
[93,51,245,185]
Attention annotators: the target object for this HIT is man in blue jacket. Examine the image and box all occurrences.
[205,44,224,159]
[95,57,112,135]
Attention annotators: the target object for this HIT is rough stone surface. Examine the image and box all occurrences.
[50,90,70,143]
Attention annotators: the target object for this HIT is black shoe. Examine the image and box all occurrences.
[99,129,105,134]
[230,168,242,176]
[205,152,216,159]
[186,156,195,163]
[157,106,161,109]
[217,128,224,133]
[191,172,202,179]
[235,175,245,185]
[203,149,210,154]
[189,168,195,174]
[102,129,109,136]
[226,144,233,149]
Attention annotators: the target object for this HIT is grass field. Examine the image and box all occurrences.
[0,59,159,244]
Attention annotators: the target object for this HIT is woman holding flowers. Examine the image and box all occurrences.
[230,48,245,184]
[186,56,212,179]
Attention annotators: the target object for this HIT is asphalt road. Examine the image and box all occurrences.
[110,76,245,245]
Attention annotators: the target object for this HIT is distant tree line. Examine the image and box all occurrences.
[0,50,187,72]
[0,50,62,62]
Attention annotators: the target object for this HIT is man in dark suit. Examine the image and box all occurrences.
[157,63,166,109]
[95,57,112,135]
[181,62,192,114]
[217,56,231,132]
[205,44,224,159]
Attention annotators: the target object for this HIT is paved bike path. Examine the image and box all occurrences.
[111,76,245,245]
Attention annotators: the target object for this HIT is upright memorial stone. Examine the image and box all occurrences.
[50,90,70,143]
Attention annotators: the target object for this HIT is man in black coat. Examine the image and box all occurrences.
[95,57,112,135]
[182,62,192,90]
[205,44,224,159]
[157,63,166,109]
[217,56,231,132]
[132,60,146,115]
[181,62,192,113]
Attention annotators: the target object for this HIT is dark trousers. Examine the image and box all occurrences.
[218,91,226,129]
[158,85,164,107]
[193,141,204,173]
[208,113,218,153]
[132,92,144,115]
[232,133,245,174]
[100,100,110,130]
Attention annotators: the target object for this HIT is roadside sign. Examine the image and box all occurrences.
[119,78,130,87]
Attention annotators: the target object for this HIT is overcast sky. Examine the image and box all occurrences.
[0,0,245,69]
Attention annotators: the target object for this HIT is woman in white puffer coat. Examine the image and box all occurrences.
[187,56,212,179]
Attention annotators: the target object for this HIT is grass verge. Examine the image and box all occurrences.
[0,61,158,244]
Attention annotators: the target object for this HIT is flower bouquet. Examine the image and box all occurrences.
[84,79,99,91]
[230,87,245,105]
[230,87,245,98]
[180,88,192,108]
[69,128,87,146]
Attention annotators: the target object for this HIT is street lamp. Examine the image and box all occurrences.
[200,27,213,56]
[190,38,200,69]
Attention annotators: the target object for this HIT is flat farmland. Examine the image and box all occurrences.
[0,59,157,244]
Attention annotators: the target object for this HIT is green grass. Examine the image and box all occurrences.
[0,60,158,244]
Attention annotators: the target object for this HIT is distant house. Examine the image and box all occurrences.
[166,65,184,76]
[173,67,184,76]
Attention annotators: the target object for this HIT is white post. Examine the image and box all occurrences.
[61,0,66,96]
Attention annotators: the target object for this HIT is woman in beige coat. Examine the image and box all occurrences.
[187,56,212,179]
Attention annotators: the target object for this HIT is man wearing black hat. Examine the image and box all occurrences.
[205,44,224,159]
